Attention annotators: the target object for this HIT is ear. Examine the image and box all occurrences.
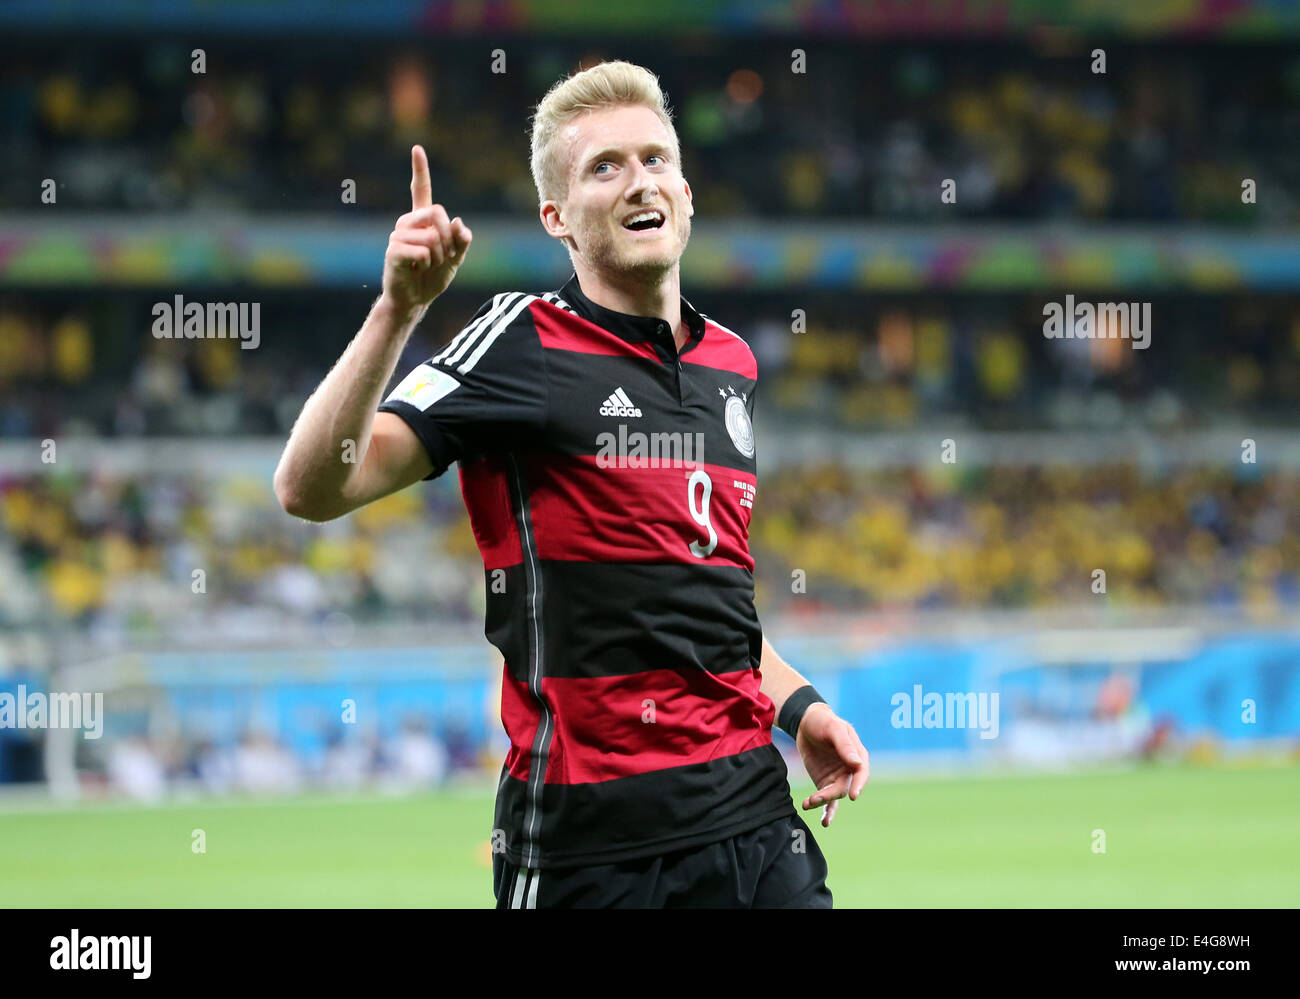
[540,199,580,252]
[540,199,568,239]
[683,178,694,218]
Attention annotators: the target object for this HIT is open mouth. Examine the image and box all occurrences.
[622,209,666,232]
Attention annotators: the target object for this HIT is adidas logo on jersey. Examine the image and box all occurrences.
[599,387,642,418]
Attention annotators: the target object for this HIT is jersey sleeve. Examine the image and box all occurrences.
[378,292,548,481]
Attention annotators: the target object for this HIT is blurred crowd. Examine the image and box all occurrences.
[102,719,477,802]
[0,461,481,636]
[2,290,1300,439]
[0,702,485,798]
[2,459,1297,640]
[2,36,1297,222]
[752,462,1300,616]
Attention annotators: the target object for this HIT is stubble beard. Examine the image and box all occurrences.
[576,207,692,285]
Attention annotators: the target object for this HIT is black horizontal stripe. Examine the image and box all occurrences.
[488,560,759,683]
[538,347,756,471]
[493,744,794,869]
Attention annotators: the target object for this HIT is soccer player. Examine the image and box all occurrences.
[273,60,868,908]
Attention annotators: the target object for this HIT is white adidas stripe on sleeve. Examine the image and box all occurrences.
[435,292,522,367]
[432,292,509,365]
[456,294,537,375]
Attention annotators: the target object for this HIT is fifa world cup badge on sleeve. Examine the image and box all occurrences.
[392,363,462,409]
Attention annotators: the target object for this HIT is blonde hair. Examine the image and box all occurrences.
[529,60,681,208]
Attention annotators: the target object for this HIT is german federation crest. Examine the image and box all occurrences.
[724,390,755,458]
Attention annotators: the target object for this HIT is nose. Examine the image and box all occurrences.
[626,161,659,204]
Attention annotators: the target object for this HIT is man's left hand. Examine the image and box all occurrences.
[796,703,869,827]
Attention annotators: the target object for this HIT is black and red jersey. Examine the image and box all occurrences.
[379,272,794,869]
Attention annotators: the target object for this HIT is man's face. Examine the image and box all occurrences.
[543,104,693,282]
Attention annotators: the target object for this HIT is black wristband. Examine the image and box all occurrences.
[777,684,827,740]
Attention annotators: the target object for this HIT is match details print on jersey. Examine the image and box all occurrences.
[378,274,795,869]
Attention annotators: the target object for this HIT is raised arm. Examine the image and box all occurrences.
[273,145,473,521]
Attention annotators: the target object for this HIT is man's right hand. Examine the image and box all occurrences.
[382,144,473,313]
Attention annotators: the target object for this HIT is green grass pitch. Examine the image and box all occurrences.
[1,761,1296,907]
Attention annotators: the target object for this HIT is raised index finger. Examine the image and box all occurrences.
[410,144,432,211]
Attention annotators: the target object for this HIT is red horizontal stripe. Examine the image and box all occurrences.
[684,324,757,379]
[501,665,776,785]
[533,300,659,361]
[459,455,522,569]
[525,453,755,569]
[540,667,774,784]
[501,671,541,782]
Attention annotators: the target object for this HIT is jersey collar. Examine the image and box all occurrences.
[558,272,706,349]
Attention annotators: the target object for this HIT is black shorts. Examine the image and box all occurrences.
[492,810,833,909]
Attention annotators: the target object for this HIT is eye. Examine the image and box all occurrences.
[594,162,611,174]
[647,154,666,167]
